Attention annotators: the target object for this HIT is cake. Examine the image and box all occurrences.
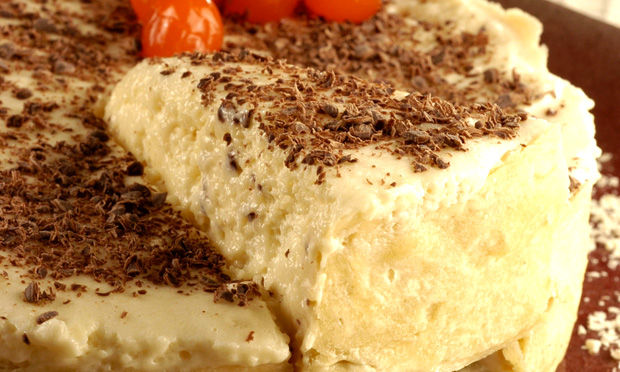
[1,0,602,371]
[104,0,599,369]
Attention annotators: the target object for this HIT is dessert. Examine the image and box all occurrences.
[0,0,603,371]
[0,1,290,371]
[104,0,598,367]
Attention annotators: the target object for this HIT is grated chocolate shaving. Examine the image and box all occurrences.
[175,51,526,174]
[213,280,261,307]
[36,311,58,325]
[0,136,242,294]
[24,282,40,304]
[223,7,536,109]
[0,0,258,305]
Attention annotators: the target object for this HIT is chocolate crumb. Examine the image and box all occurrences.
[218,101,237,122]
[71,284,87,292]
[15,88,33,100]
[33,18,58,34]
[6,115,26,128]
[228,151,241,173]
[53,60,76,75]
[246,331,255,342]
[36,311,59,325]
[496,94,514,109]
[0,43,15,59]
[127,161,144,176]
[24,282,41,304]
[321,102,339,118]
[89,130,109,142]
[213,281,261,307]
[152,192,168,208]
[35,267,47,279]
[483,68,500,84]
[569,175,582,194]
[223,132,232,145]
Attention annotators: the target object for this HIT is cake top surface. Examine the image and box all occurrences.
[149,51,526,176]
[0,0,261,304]
[222,2,536,109]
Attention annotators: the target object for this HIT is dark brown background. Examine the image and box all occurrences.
[494,1,620,370]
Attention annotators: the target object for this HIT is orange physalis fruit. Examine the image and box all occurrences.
[223,0,300,23]
[140,0,224,57]
[130,0,156,22]
[304,0,381,23]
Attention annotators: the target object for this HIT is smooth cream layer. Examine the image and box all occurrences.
[0,251,290,372]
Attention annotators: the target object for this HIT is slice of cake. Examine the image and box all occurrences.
[105,49,596,371]
[219,0,600,370]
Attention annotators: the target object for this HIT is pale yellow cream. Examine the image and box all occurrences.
[0,252,290,372]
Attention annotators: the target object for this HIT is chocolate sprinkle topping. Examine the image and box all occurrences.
[24,282,40,304]
[176,51,525,173]
[14,88,32,100]
[213,281,261,307]
[223,8,535,109]
[1,138,237,291]
[126,161,144,176]
[36,311,59,325]
[0,0,258,305]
